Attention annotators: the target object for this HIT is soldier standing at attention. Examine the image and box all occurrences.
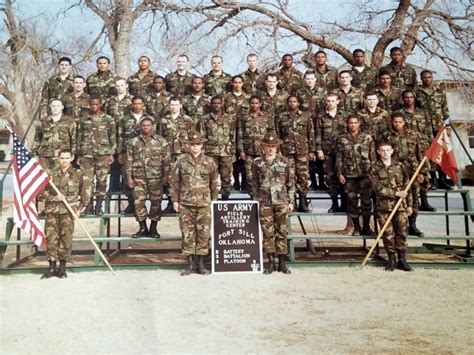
[171,132,219,276]
[165,54,194,98]
[375,70,402,115]
[62,75,90,125]
[145,76,170,122]
[126,117,170,239]
[41,57,74,112]
[275,53,303,95]
[332,70,364,115]
[379,47,417,90]
[127,56,155,97]
[237,95,275,198]
[370,141,413,272]
[259,73,288,120]
[357,91,391,144]
[349,49,377,91]
[276,96,315,212]
[336,115,376,235]
[306,50,338,91]
[86,56,116,101]
[77,96,116,215]
[199,96,236,200]
[253,131,294,274]
[41,150,90,279]
[240,53,265,95]
[204,55,232,97]
[182,76,211,126]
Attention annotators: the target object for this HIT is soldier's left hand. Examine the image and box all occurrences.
[338,175,346,185]
[53,194,65,202]
[108,154,114,165]
[417,174,424,183]
[407,207,413,216]
[308,152,315,161]
[288,203,294,212]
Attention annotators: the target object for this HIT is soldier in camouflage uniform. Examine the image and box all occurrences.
[375,70,402,114]
[349,49,377,91]
[275,54,303,95]
[223,75,250,192]
[165,54,194,98]
[199,96,236,200]
[357,91,391,143]
[336,115,376,235]
[86,56,116,101]
[41,150,90,279]
[204,55,232,96]
[127,56,155,97]
[416,69,452,190]
[259,73,288,120]
[237,96,275,198]
[145,76,170,122]
[182,76,211,126]
[170,132,219,276]
[381,112,429,238]
[253,131,294,274]
[276,96,315,212]
[240,53,265,95]
[379,47,417,90]
[62,75,90,125]
[41,57,74,113]
[316,93,348,212]
[305,50,338,91]
[77,96,116,215]
[370,141,414,272]
[332,70,364,114]
[126,117,170,239]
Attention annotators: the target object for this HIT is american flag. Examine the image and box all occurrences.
[12,134,51,247]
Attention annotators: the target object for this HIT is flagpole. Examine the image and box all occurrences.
[361,156,428,266]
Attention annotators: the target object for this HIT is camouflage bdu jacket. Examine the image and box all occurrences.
[252,155,295,205]
[77,112,116,157]
[379,63,417,90]
[295,86,327,115]
[125,134,171,180]
[145,91,170,121]
[381,128,429,176]
[276,110,316,155]
[182,94,211,125]
[62,92,90,122]
[44,166,91,214]
[240,69,265,95]
[259,90,288,118]
[199,113,236,157]
[117,113,147,154]
[370,160,413,212]
[86,71,116,100]
[158,114,197,155]
[41,74,74,108]
[374,87,402,114]
[357,107,391,143]
[395,107,433,144]
[331,87,364,114]
[105,95,133,124]
[415,86,450,129]
[349,66,377,91]
[311,64,338,91]
[165,71,194,97]
[315,111,347,153]
[237,111,275,156]
[170,153,219,207]
[32,115,77,157]
[203,71,232,96]
[223,92,250,115]
[275,68,303,94]
[335,132,376,178]
[127,71,156,97]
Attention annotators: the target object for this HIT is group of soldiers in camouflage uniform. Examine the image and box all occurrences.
[35,46,450,276]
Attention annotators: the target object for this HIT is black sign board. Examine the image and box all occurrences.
[211,201,262,274]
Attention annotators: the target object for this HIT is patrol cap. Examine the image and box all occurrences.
[261,131,282,145]
[184,131,207,144]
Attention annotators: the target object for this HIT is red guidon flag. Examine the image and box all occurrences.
[12,133,51,247]
[425,125,459,186]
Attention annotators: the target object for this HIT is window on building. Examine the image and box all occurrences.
[0,130,10,145]
[468,127,474,149]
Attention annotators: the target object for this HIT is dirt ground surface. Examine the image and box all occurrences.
[1,268,473,354]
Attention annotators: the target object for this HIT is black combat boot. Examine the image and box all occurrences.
[328,196,340,213]
[41,260,57,279]
[360,215,375,236]
[264,253,275,274]
[318,171,328,190]
[397,251,414,271]
[408,216,424,237]
[221,193,230,201]
[419,191,437,212]
[277,254,291,274]
[298,193,310,212]
[180,255,195,276]
[351,217,361,236]
[122,195,135,214]
[196,255,210,275]
[437,171,452,190]
[95,197,104,216]
[385,253,396,271]
[57,259,68,278]
[148,220,160,239]
[132,221,148,238]
[306,239,316,254]
[82,198,94,216]
[240,174,249,193]
[429,171,438,190]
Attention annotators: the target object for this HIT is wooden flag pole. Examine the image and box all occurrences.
[361,156,428,266]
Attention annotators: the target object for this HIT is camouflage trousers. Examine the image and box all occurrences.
[37,156,58,207]
[377,210,408,254]
[180,205,211,256]
[285,153,309,195]
[78,155,111,197]
[45,213,75,261]
[410,179,420,217]
[133,178,163,222]
[344,177,372,218]
[322,150,339,197]
[260,204,288,255]
[244,155,260,198]
[209,155,233,196]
